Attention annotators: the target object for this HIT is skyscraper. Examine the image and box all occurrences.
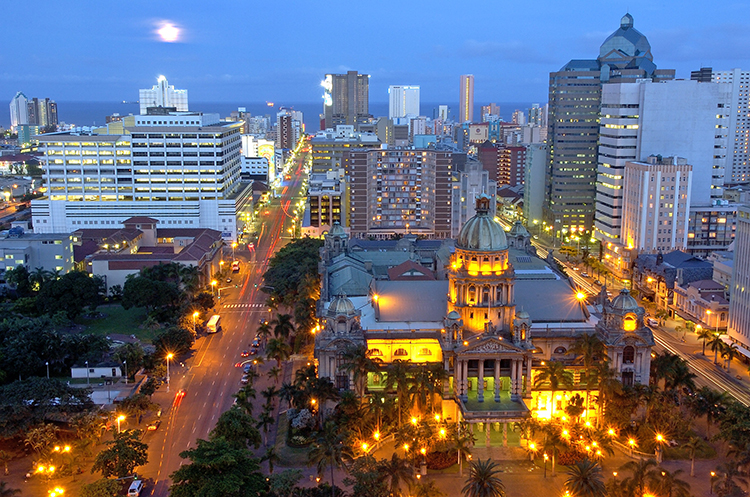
[27,97,58,128]
[388,85,420,119]
[713,68,750,183]
[544,14,674,238]
[459,75,474,123]
[139,76,188,114]
[728,205,750,351]
[9,92,28,131]
[322,71,370,129]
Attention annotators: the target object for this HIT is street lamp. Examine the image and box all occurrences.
[543,453,549,478]
[628,438,637,457]
[232,242,237,260]
[46,361,49,379]
[123,360,127,385]
[710,471,717,495]
[85,360,89,385]
[193,311,200,333]
[116,415,125,433]
[166,353,174,392]
[211,280,217,297]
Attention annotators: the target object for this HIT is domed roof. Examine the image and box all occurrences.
[516,310,530,319]
[508,221,530,238]
[447,310,461,320]
[328,222,345,237]
[610,289,639,312]
[328,295,356,316]
[599,13,653,64]
[457,194,508,251]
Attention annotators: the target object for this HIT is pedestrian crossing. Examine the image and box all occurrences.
[222,303,267,309]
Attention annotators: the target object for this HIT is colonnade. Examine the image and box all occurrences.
[453,355,532,402]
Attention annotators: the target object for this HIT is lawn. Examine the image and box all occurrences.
[74,304,157,342]
[274,412,311,467]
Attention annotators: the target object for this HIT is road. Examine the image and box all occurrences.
[141,147,309,497]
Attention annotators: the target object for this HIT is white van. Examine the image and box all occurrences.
[128,480,144,497]
[206,314,221,333]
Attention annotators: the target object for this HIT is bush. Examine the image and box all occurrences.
[426,450,456,470]
[289,435,310,447]
[557,450,588,466]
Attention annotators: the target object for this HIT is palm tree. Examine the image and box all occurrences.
[256,408,274,447]
[256,320,272,345]
[385,359,414,427]
[620,458,658,497]
[232,384,256,415]
[455,423,477,477]
[568,333,607,411]
[261,446,280,474]
[261,385,279,411]
[713,461,748,497]
[533,361,573,417]
[266,338,292,367]
[271,313,295,339]
[709,335,725,364]
[591,360,621,423]
[340,344,380,398]
[697,327,714,355]
[688,386,727,437]
[565,459,605,497]
[279,381,300,409]
[0,482,20,497]
[462,458,506,497]
[308,421,354,497]
[378,453,415,497]
[723,342,739,370]
[413,479,445,497]
[267,366,282,384]
[648,468,691,497]
[0,451,11,475]
[683,437,702,477]
[541,423,566,477]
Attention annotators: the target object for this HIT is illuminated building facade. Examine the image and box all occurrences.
[388,85,420,119]
[322,71,370,130]
[459,75,474,123]
[139,76,188,114]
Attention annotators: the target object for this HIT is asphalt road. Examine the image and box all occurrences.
[140,150,308,497]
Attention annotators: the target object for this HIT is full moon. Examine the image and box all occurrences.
[157,22,180,43]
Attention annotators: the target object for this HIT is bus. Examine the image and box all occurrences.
[206,314,221,333]
[231,260,240,273]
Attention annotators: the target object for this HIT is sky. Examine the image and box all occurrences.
[2,0,750,106]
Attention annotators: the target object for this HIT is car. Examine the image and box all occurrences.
[243,364,252,373]
[251,339,260,348]
[226,277,232,283]
[240,350,250,357]
[176,389,186,399]
[594,280,603,286]
[147,420,161,431]
[240,376,249,385]
[249,348,258,356]
[581,272,589,278]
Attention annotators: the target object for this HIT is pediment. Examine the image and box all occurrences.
[461,336,523,354]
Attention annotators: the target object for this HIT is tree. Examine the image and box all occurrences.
[0,451,12,475]
[0,483,20,497]
[308,421,354,497]
[154,327,194,356]
[378,453,415,497]
[119,393,158,424]
[697,327,714,356]
[568,333,606,411]
[343,454,388,497]
[268,366,282,385]
[565,459,605,497]
[533,361,573,416]
[233,384,257,415]
[80,479,121,497]
[5,265,32,297]
[461,458,506,497]
[268,469,302,496]
[91,429,149,478]
[723,342,739,370]
[385,359,413,427]
[262,238,324,307]
[340,344,380,399]
[257,408,274,447]
[24,423,58,457]
[210,406,261,449]
[271,313,295,340]
[36,271,104,319]
[262,385,280,410]
[266,338,292,368]
[455,425,476,477]
[709,335,725,365]
[262,446,280,475]
[169,437,267,497]
[113,343,145,381]
[414,480,445,497]
[683,437,702,477]
[689,386,727,437]
[648,468,691,497]
[619,458,657,497]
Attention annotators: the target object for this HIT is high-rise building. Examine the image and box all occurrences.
[527,104,546,127]
[512,110,526,125]
[595,79,730,254]
[311,125,380,175]
[139,76,188,114]
[322,71,370,129]
[27,97,58,128]
[713,69,750,183]
[451,157,497,237]
[348,149,452,238]
[32,111,249,239]
[437,105,449,121]
[459,75,474,123]
[388,86,420,119]
[545,14,674,238]
[523,143,548,225]
[481,103,500,122]
[9,92,29,131]
[728,205,750,351]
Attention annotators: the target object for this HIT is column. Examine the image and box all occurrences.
[525,357,533,398]
[503,422,508,447]
[494,359,501,402]
[461,360,468,402]
[510,360,519,401]
[478,359,485,402]
[485,421,491,448]
[455,359,462,397]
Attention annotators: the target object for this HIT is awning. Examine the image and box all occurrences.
[721,335,750,359]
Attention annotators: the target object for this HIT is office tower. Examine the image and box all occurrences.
[687,203,739,257]
[438,105,449,121]
[322,71,370,129]
[728,205,750,350]
[9,92,28,131]
[512,110,526,125]
[311,125,380,175]
[595,79,730,259]
[451,157,497,237]
[388,85,420,119]
[348,149,452,238]
[527,104,545,127]
[620,156,692,258]
[139,76,188,114]
[32,111,247,239]
[713,68,750,183]
[545,14,674,238]
[691,67,713,83]
[481,103,500,122]
[26,97,58,128]
[523,143,547,225]
[459,75,474,123]
[306,171,346,235]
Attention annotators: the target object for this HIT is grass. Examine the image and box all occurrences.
[74,304,156,342]
[274,412,311,467]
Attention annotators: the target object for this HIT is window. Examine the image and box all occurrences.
[418,348,432,356]
[554,346,567,354]
[623,346,635,364]
[369,348,383,357]
[393,348,409,357]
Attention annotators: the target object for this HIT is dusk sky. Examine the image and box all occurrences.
[3,0,750,106]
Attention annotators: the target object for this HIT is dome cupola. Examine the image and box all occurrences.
[457,194,508,251]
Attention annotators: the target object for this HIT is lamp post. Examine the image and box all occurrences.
[46,361,49,379]
[211,280,217,297]
[166,353,174,392]
[123,360,127,385]
[232,242,237,261]
[85,361,89,385]
[710,471,717,495]
[193,311,199,333]
[116,414,125,433]
[543,453,548,478]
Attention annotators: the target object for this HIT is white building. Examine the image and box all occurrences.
[139,76,188,114]
[620,156,693,253]
[31,113,249,240]
[451,157,497,237]
[595,79,730,249]
[388,86,420,119]
[522,143,547,226]
[9,92,28,131]
[728,205,750,354]
[0,226,74,275]
[713,69,750,183]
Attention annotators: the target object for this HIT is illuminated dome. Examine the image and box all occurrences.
[508,221,530,238]
[447,310,461,320]
[329,221,345,237]
[610,289,639,312]
[457,194,508,251]
[328,295,356,316]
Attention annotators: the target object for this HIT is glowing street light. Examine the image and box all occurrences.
[211,280,217,296]
[576,291,586,301]
[192,311,200,333]
[116,415,126,433]
[373,431,380,441]
[166,353,174,392]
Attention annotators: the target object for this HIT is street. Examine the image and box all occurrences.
[141,151,308,497]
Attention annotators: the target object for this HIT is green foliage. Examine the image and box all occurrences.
[119,393,158,423]
[91,429,149,478]
[462,458,506,497]
[564,459,605,497]
[210,405,262,449]
[343,454,389,497]
[169,437,267,497]
[262,237,323,307]
[0,482,20,497]
[153,326,194,356]
[4,266,32,298]
[113,343,145,380]
[36,271,104,319]
[122,276,180,316]
[268,469,303,497]
[139,377,157,397]
[80,478,121,497]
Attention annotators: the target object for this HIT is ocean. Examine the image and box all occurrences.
[5,101,536,132]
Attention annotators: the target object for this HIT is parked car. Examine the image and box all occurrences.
[581,272,589,278]
[594,280,603,286]
[240,376,249,385]
[243,364,252,373]
[251,339,260,348]
[249,348,258,356]
[147,420,161,431]
[240,350,249,357]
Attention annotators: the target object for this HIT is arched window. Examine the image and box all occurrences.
[468,286,476,303]
[369,348,383,357]
[623,346,635,364]
[554,346,567,355]
[496,285,503,303]
[394,348,409,357]
[623,315,636,332]
[418,348,432,356]
[721,312,726,322]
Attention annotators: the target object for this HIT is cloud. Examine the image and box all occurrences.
[649,24,750,62]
